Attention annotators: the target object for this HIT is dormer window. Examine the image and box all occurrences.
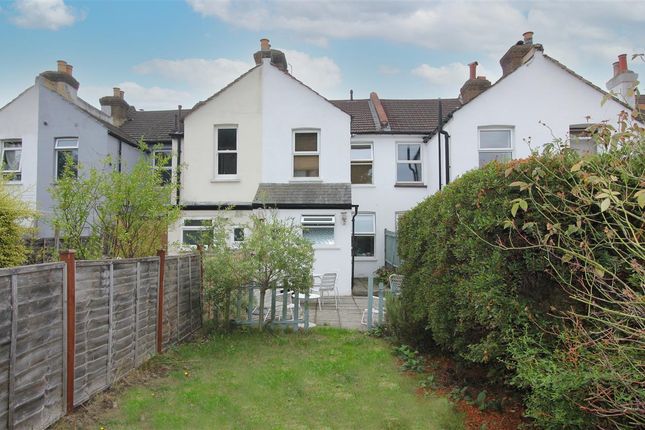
[214,126,238,178]
[293,130,319,178]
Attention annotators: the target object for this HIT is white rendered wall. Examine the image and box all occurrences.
[0,86,39,206]
[428,51,630,184]
[181,67,262,205]
[351,134,429,277]
[261,63,351,184]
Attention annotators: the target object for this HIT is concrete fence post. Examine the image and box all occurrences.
[59,249,76,414]
[156,249,166,354]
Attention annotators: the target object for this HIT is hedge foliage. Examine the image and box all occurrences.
[0,178,34,268]
[395,120,644,429]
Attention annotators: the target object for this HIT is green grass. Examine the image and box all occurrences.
[94,327,463,430]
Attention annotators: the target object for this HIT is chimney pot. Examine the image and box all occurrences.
[57,60,67,73]
[65,64,73,76]
[618,54,627,73]
[260,38,270,51]
[612,61,620,77]
[468,61,478,80]
[113,87,121,97]
[119,90,124,99]
[477,76,487,80]
[523,31,534,45]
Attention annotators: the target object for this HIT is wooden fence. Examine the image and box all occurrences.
[0,251,202,430]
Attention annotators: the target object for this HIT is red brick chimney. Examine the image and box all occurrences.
[100,86,130,126]
[369,91,389,129]
[460,62,491,104]
[606,54,638,107]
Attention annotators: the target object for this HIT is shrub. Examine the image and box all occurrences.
[0,178,35,267]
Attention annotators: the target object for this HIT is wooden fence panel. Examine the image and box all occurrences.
[162,257,179,348]
[189,255,202,333]
[135,260,158,367]
[0,276,12,430]
[177,257,192,341]
[110,261,138,381]
[73,262,110,406]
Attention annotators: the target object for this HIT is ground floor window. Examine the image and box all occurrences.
[301,215,335,246]
[354,213,375,257]
[181,218,213,246]
[153,145,173,185]
[569,125,597,156]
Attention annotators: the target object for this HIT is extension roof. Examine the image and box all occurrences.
[120,108,190,143]
[254,183,352,208]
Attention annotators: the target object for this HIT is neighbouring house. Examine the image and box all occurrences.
[0,61,144,239]
[165,39,354,295]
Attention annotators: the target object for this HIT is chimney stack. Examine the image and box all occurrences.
[460,62,491,104]
[39,60,80,100]
[606,54,638,107]
[523,31,534,45]
[500,31,538,76]
[253,37,289,72]
[100,86,130,126]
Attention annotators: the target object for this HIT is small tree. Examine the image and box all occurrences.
[0,177,35,267]
[240,211,314,329]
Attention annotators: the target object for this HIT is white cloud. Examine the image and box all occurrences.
[11,0,80,30]
[80,82,194,111]
[378,65,401,76]
[132,50,343,98]
[412,62,494,86]
[134,57,253,93]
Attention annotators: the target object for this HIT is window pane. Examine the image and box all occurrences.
[478,151,512,167]
[294,132,318,152]
[354,236,375,257]
[355,214,375,234]
[294,155,319,177]
[570,137,597,156]
[182,229,212,245]
[233,228,245,242]
[218,128,237,150]
[303,227,334,246]
[218,152,237,175]
[351,144,372,160]
[351,163,372,184]
[56,149,78,179]
[397,144,421,161]
[2,148,21,171]
[480,130,511,149]
[397,163,422,182]
[184,219,213,227]
[55,138,78,148]
[153,149,171,167]
[159,168,172,185]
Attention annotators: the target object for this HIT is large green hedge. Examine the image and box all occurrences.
[0,179,34,268]
[395,125,644,429]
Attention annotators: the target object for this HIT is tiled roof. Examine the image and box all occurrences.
[120,108,190,143]
[254,183,352,206]
[331,98,461,134]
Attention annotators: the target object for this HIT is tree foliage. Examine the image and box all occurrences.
[0,178,35,267]
[50,142,180,259]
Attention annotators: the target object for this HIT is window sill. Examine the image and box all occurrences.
[351,184,375,188]
[3,181,22,185]
[313,246,340,251]
[290,178,322,183]
[211,176,240,183]
[355,256,377,261]
[394,183,426,188]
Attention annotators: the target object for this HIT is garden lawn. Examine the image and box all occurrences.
[82,327,463,430]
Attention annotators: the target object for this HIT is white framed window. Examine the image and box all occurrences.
[181,218,213,246]
[1,140,22,181]
[215,126,238,178]
[569,125,597,156]
[396,143,422,183]
[351,142,373,184]
[152,146,172,185]
[293,130,320,178]
[231,226,245,244]
[55,137,79,179]
[478,128,513,167]
[354,213,375,257]
[301,214,334,246]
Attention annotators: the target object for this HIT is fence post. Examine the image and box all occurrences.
[156,249,166,354]
[59,249,76,414]
[367,276,374,329]
[378,282,384,325]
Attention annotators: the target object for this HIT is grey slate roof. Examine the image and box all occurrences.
[120,108,190,143]
[330,98,461,134]
[254,183,352,206]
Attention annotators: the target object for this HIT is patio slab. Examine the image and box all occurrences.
[309,296,370,330]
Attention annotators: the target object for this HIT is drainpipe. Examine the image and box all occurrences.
[118,140,123,172]
[351,204,359,294]
[438,100,443,190]
[438,100,451,188]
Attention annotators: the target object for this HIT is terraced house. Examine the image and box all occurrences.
[1,33,639,293]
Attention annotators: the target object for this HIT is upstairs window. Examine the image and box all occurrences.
[351,143,373,184]
[55,138,79,179]
[569,125,597,156]
[181,218,213,246]
[301,215,334,246]
[1,140,22,181]
[152,146,172,185]
[478,128,512,167]
[354,213,375,257]
[396,143,422,183]
[215,127,237,177]
[293,131,319,178]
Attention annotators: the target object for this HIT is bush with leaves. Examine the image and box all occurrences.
[51,142,180,259]
[0,178,35,267]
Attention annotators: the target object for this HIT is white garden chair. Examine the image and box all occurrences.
[389,274,404,295]
[312,272,338,309]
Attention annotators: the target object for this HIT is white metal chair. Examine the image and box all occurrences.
[312,272,338,309]
[389,274,404,295]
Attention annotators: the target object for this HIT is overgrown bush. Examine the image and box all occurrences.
[395,115,644,428]
[0,178,35,267]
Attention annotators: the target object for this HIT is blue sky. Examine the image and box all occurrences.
[1,0,643,110]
